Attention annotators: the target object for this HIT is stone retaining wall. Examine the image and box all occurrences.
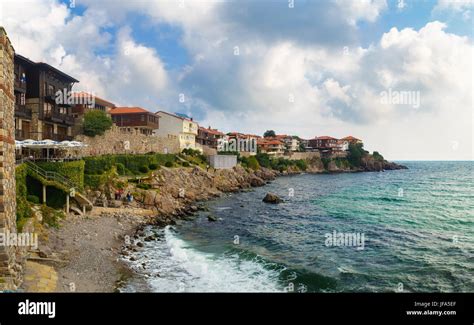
[75,126,180,156]
[284,151,321,160]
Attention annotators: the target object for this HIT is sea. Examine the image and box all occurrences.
[122,161,474,293]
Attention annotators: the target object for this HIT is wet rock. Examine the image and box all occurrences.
[262,192,282,204]
[207,214,218,222]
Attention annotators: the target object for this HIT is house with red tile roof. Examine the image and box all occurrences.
[110,106,159,136]
[257,138,285,156]
[308,136,338,151]
[197,126,225,149]
[340,135,362,145]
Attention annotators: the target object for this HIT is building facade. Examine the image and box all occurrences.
[257,138,285,156]
[154,111,199,151]
[71,92,116,136]
[197,126,224,149]
[14,54,78,141]
[110,107,159,136]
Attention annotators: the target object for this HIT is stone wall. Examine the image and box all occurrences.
[75,126,180,156]
[0,27,20,290]
[283,151,321,160]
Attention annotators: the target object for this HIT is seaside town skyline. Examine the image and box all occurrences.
[1,0,472,161]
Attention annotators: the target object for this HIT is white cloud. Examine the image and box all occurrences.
[1,1,471,160]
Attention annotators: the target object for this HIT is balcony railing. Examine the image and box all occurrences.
[15,104,32,119]
[14,79,27,92]
[15,129,32,141]
[42,110,75,125]
[42,132,73,141]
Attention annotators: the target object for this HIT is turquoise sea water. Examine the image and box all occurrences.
[124,161,474,292]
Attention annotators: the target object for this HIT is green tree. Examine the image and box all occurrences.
[347,143,365,167]
[263,130,276,138]
[83,110,113,137]
[372,151,384,161]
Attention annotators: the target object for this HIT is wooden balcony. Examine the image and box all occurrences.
[15,129,32,141]
[42,131,73,141]
[14,79,27,92]
[15,104,32,119]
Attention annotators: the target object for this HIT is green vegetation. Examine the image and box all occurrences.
[245,156,260,170]
[321,158,331,169]
[15,164,32,228]
[40,204,65,229]
[84,153,175,176]
[263,130,276,138]
[254,153,307,172]
[36,160,85,190]
[136,183,151,190]
[347,143,367,167]
[82,110,113,137]
[333,158,349,169]
[149,163,159,170]
[180,149,208,168]
[164,161,173,168]
[373,151,384,161]
[27,195,40,204]
[115,162,126,175]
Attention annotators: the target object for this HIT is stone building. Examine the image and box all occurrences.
[0,27,21,290]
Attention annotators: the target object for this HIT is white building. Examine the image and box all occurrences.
[154,111,199,151]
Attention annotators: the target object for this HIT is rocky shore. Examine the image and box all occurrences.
[33,157,406,292]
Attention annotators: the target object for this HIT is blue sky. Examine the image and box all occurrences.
[1,0,473,160]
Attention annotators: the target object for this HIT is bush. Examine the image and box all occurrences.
[247,156,260,170]
[295,159,307,171]
[182,162,190,167]
[136,183,151,190]
[83,110,113,137]
[139,166,149,173]
[16,164,32,226]
[149,163,159,170]
[36,160,85,190]
[165,161,173,168]
[27,195,40,204]
[40,204,65,229]
[373,151,384,161]
[256,153,271,168]
[116,163,126,175]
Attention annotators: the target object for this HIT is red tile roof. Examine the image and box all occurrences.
[315,136,337,140]
[199,126,224,136]
[341,136,361,141]
[110,107,152,115]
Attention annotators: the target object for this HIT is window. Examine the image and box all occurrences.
[43,103,53,117]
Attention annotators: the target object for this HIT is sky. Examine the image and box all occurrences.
[0,0,472,160]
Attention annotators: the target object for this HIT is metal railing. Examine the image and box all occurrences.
[23,159,79,192]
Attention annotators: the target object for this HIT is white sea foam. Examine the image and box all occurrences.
[126,226,283,292]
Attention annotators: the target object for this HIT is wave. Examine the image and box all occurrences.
[128,226,284,292]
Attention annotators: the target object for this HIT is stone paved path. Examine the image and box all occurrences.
[22,261,58,292]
